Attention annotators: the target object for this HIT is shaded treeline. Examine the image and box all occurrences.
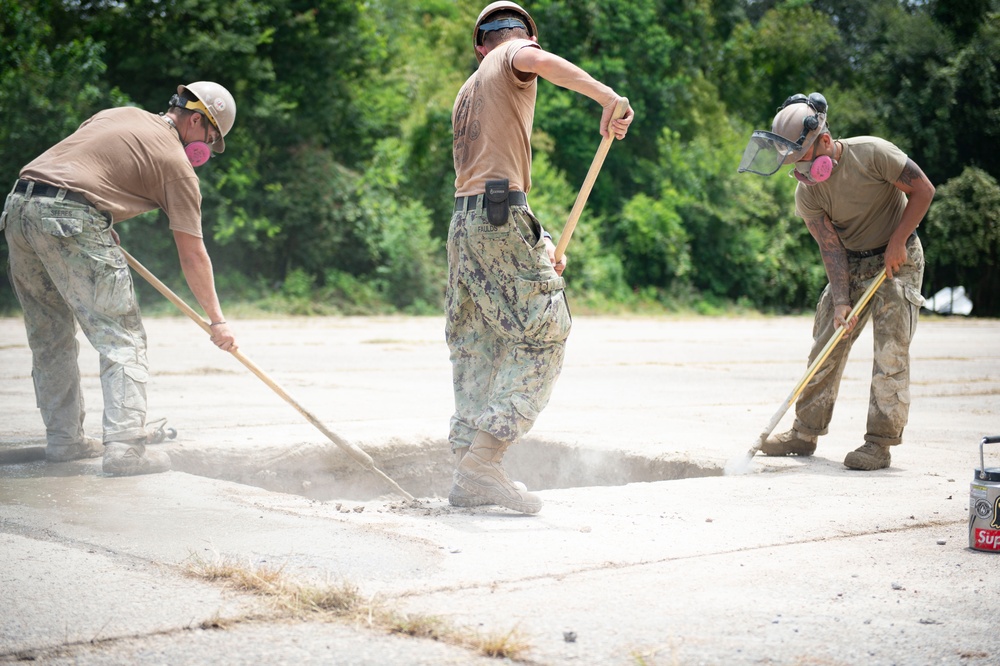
[2,0,997,315]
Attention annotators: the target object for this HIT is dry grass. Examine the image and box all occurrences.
[185,553,286,595]
[383,611,449,641]
[465,626,531,660]
[184,551,531,660]
[283,580,364,616]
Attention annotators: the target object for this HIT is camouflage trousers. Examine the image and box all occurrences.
[793,234,925,447]
[445,196,572,450]
[2,186,149,447]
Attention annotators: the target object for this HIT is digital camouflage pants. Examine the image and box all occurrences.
[793,234,925,447]
[446,196,571,450]
[3,187,149,447]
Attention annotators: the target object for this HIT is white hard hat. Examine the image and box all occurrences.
[473,1,537,63]
[175,81,237,153]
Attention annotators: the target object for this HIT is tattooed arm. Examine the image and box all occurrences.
[885,158,935,278]
[804,212,858,332]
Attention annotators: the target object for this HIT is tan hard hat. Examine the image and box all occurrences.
[473,1,537,63]
[177,81,236,153]
[770,98,827,164]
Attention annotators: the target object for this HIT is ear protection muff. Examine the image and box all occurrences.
[778,92,828,146]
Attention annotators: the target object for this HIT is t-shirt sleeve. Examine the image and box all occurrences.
[503,39,541,87]
[795,185,824,220]
[163,177,204,237]
[870,138,908,184]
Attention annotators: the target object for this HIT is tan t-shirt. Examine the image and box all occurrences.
[452,39,539,196]
[795,136,908,251]
[20,107,204,236]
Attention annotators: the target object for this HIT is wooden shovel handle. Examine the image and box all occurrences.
[553,97,631,263]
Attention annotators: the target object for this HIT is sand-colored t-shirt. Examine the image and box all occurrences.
[453,38,540,196]
[20,107,204,236]
[795,136,908,251]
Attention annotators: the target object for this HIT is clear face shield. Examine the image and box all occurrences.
[737,131,809,176]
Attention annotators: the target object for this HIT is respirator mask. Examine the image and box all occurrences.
[792,153,836,185]
[182,134,213,168]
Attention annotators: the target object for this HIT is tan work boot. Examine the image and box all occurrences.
[448,446,527,507]
[454,431,542,514]
[761,429,818,456]
[103,441,171,476]
[46,436,104,463]
[843,442,891,470]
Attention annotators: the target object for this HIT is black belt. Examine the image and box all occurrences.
[454,190,527,212]
[14,179,92,207]
[847,232,917,259]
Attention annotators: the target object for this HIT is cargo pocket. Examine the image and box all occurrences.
[120,365,149,410]
[513,276,571,345]
[510,392,541,425]
[104,365,149,438]
[902,284,924,342]
[93,250,137,317]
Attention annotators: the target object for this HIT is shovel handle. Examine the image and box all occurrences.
[120,247,414,500]
[553,97,630,264]
[749,268,888,456]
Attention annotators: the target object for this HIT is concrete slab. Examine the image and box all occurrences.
[1,313,998,664]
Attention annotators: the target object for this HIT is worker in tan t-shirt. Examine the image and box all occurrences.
[738,92,935,470]
[447,1,634,513]
[1,81,238,476]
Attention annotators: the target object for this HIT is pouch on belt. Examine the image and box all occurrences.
[485,178,509,226]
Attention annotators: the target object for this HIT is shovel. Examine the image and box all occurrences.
[725,268,888,475]
[554,97,631,263]
[121,248,414,500]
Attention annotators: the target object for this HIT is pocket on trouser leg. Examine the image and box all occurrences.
[902,284,924,341]
[103,365,148,441]
[512,277,571,345]
[91,252,137,317]
[1,192,11,231]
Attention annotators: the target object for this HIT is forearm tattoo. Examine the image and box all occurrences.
[804,214,851,306]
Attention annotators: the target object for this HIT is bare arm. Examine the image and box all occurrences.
[884,158,935,278]
[511,47,634,139]
[173,230,237,351]
[804,213,858,332]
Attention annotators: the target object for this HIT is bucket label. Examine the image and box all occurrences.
[974,529,1000,551]
[971,484,988,499]
[975,499,993,519]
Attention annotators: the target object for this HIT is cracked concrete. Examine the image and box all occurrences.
[1,313,999,664]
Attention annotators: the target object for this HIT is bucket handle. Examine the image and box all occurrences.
[979,435,1000,480]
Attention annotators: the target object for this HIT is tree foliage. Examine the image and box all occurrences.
[1,0,997,315]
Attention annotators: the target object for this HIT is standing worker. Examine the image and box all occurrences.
[2,81,238,476]
[447,1,633,512]
[738,92,935,470]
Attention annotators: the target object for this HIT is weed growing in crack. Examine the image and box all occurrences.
[184,551,530,660]
[466,625,531,659]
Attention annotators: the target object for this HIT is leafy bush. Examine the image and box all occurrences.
[924,167,1000,314]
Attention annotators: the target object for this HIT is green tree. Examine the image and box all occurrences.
[924,167,1000,314]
